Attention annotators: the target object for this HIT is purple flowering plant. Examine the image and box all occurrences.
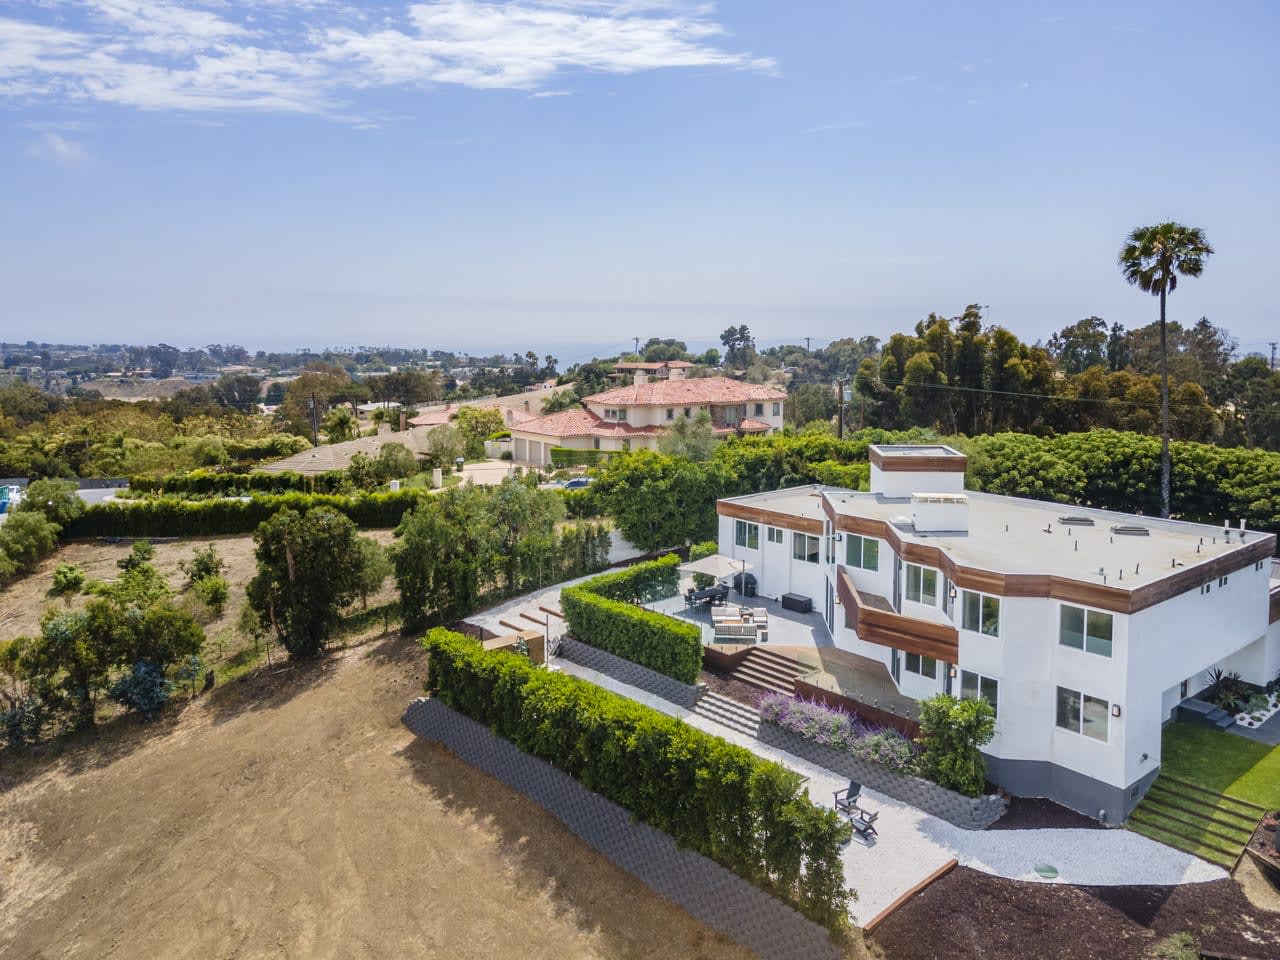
[757,692,919,774]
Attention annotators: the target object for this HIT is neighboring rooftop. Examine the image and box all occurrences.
[511,407,662,440]
[587,376,786,407]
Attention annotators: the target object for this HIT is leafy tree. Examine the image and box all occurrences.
[179,543,226,588]
[425,424,464,466]
[641,338,690,362]
[594,450,734,551]
[246,507,367,658]
[916,694,995,797]
[352,537,391,608]
[0,511,60,572]
[117,539,155,572]
[454,405,506,459]
[540,388,580,413]
[787,382,838,428]
[192,575,230,616]
[347,451,380,490]
[656,409,718,461]
[376,441,418,480]
[1048,316,1108,374]
[699,347,721,367]
[108,660,174,717]
[720,325,756,369]
[323,406,357,443]
[51,562,86,598]
[21,608,114,727]
[208,373,262,410]
[1118,222,1214,517]
[14,478,85,527]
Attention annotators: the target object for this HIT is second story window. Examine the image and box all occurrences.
[767,526,783,544]
[845,534,879,571]
[772,402,781,416]
[666,408,674,420]
[1060,605,1113,658]
[792,532,820,564]
[617,408,627,420]
[684,407,692,417]
[735,520,759,550]
[904,652,937,679]
[605,409,616,419]
[754,403,764,416]
[961,590,1001,637]
[905,563,938,605]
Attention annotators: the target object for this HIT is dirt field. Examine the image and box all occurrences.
[0,532,399,669]
[0,632,759,960]
[871,864,1280,960]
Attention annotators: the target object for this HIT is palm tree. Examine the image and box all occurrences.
[1118,223,1213,518]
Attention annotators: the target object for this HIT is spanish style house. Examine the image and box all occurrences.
[510,376,787,465]
[716,444,1280,821]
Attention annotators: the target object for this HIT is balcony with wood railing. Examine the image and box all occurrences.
[835,566,959,663]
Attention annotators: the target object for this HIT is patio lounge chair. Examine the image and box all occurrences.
[833,780,861,817]
[851,809,878,839]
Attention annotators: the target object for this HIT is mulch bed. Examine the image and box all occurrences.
[987,796,1106,831]
[1245,814,1280,875]
[699,669,765,708]
[872,866,1280,960]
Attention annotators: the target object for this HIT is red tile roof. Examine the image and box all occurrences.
[586,376,785,407]
[512,407,662,440]
[612,360,695,370]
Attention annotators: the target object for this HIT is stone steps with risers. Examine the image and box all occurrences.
[693,691,761,736]
[725,648,811,696]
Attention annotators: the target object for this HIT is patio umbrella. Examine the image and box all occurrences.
[678,554,753,580]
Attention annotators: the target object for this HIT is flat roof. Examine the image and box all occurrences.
[822,490,1270,590]
[869,443,965,458]
[721,485,834,524]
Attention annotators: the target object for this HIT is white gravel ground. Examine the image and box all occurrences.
[551,659,1226,925]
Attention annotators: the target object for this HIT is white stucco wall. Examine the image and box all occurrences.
[870,465,965,499]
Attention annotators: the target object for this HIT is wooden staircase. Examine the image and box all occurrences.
[723,647,811,696]
[1127,774,1265,869]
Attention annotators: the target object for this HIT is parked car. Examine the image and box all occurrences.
[563,477,592,490]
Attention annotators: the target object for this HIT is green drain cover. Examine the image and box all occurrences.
[1033,863,1059,879]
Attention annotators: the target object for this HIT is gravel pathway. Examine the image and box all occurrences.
[551,659,1227,925]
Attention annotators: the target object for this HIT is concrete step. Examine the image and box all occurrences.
[694,692,761,735]
[728,664,795,695]
[744,648,811,674]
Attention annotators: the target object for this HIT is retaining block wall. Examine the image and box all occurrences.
[403,698,843,960]
[758,720,1007,830]
[557,636,702,708]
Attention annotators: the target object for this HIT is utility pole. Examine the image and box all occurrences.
[804,337,812,353]
[835,376,850,439]
[307,393,319,447]
[1270,341,1278,371]
[633,336,641,355]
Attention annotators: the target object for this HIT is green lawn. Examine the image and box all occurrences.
[1158,723,1280,809]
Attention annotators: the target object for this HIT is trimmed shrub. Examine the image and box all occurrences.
[64,490,425,538]
[550,447,610,468]
[129,469,348,496]
[556,486,602,519]
[423,629,853,932]
[560,554,701,684]
[916,694,996,797]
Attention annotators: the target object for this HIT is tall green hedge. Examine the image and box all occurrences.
[560,554,700,684]
[424,629,852,932]
[129,469,350,496]
[550,447,611,467]
[65,490,424,538]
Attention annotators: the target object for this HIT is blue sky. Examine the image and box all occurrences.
[2,1,1277,360]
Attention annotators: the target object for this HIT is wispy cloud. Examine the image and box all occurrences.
[0,1,773,115]
[26,130,87,164]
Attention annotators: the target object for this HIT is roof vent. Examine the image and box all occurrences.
[1058,516,1095,526]
[1111,525,1150,537]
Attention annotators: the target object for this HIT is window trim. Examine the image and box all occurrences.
[1058,603,1114,658]
[767,526,784,544]
[905,563,938,605]
[734,519,760,550]
[845,534,879,571]
[960,589,1001,637]
[960,669,999,718]
[792,532,820,564]
[1055,685,1109,742]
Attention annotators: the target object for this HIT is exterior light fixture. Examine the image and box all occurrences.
[948,665,957,678]
[948,585,958,599]
[1111,704,1122,718]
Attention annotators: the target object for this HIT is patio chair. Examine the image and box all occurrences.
[851,809,878,839]
[833,780,861,817]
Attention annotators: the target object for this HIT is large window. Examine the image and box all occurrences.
[905,563,938,605]
[904,652,938,679]
[735,520,759,550]
[792,532,820,564]
[960,670,999,718]
[1056,686,1109,742]
[767,526,783,544]
[1059,605,1113,657]
[845,534,880,571]
[754,403,765,416]
[961,590,1001,637]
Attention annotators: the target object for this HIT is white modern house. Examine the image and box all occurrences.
[716,444,1280,821]
[510,376,787,466]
